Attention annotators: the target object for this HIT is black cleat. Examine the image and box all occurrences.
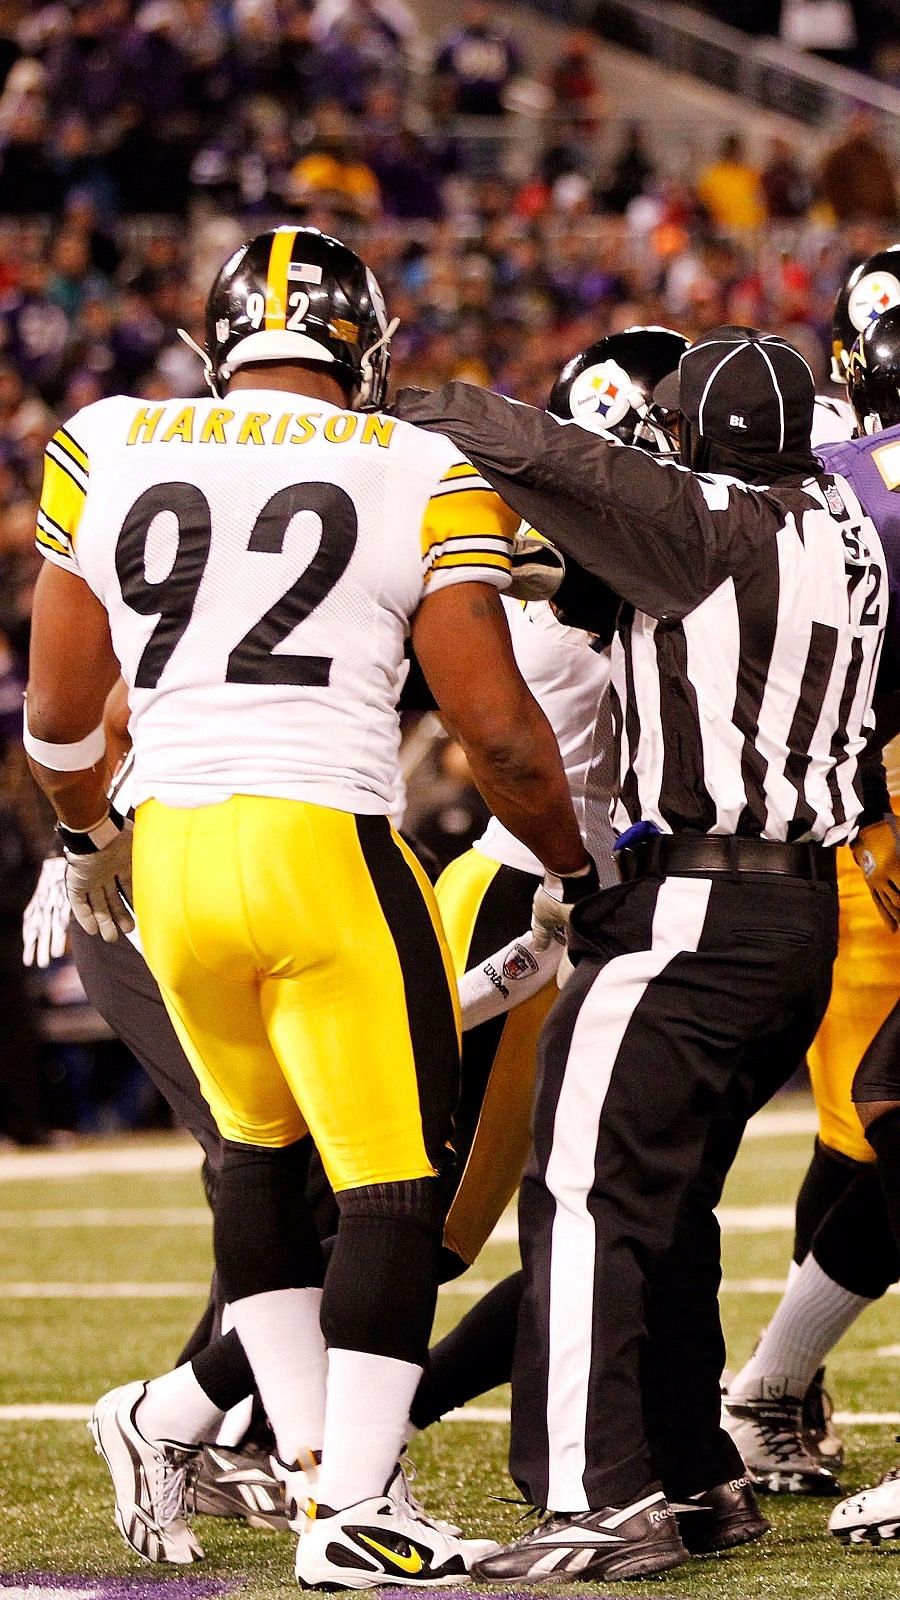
[186,1442,290,1531]
[470,1488,688,1583]
[802,1366,844,1469]
[672,1476,770,1556]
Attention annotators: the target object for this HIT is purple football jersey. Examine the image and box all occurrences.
[818,422,900,693]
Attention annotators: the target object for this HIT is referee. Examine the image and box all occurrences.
[397,327,888,1580]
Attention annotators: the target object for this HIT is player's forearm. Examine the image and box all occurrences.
[26,756,112,831]
[456,706,589,877]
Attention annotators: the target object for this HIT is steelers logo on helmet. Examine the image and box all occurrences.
[568,360,635,428]
[847,271,900,336]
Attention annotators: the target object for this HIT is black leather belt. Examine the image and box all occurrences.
[616,834,836,883]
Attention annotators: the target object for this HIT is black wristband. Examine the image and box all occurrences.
[57,805,125,856]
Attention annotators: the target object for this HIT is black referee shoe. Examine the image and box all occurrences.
[671,1476,770,1556]
[470,1488,688,1582]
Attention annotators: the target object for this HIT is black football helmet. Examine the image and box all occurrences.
[547,326,689,454]
[831,245,900,383]
[191,225,395,406]
[847,306,900,434]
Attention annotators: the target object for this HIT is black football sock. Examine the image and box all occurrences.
[190,1328,256,1412]
[410,1269,524,1430]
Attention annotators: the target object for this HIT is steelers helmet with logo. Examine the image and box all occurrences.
[847,306,900,435]
[197,226,395,407]
[547,326,689,453]
[831,245,900,384]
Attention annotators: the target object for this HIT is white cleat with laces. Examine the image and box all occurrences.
[89,1381,203,1564]
[295,1494,498,1588]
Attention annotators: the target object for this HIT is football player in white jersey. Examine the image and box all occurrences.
[24,226,597,1588]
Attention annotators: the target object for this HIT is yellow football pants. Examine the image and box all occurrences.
[808,844,900,1163]
[435,848,556,1266]
[133,797,461,1192]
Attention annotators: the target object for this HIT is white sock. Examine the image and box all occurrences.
[317,1348,422,1511]
[136,1363,226,1447]
[230,1287,326,1465]
[215,1394,254,1447]
[730,1256,873,1398]
[786,1257,802,1288]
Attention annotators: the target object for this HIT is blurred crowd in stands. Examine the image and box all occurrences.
[0,0,898,1143]
[700,1,900,80]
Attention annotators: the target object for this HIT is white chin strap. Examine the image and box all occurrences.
[356,317,400,407]
[177,327,219,395]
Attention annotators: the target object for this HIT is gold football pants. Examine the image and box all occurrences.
[808,844,899,1163]
[435,848,555,1266]
[133,797,461,1192]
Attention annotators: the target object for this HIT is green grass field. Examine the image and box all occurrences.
[2,1098,898,1598]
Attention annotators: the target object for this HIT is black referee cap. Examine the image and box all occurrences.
[653,325,815,453]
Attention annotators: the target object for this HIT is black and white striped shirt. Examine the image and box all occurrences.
[396,383,887,846]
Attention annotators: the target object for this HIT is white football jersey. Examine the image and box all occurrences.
[475,598,616,882]
[36,391,517,812]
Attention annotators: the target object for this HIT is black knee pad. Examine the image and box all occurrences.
[793,1138,863,1264]
[812,1163,900,1297]
[322,1178,446,1364]
[214,1138,324,1303]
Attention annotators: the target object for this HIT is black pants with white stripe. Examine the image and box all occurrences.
[511,870,838,1512]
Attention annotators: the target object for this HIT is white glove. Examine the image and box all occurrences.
[508,531,566,601]
[22,855,71,968]
[60,810,135,944]
[531,859,600,952]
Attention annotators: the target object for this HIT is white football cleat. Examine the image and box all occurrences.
[829,1467,900,1545]
[385,1460,462,1538]
[89,1381,203,1563]
[295,1494,498,1588]
[721,1381,841,1495]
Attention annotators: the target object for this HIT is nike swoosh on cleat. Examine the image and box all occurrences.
[358,1534,425,1573]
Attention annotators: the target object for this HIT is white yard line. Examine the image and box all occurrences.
[0,1103,819,1184]
[1,1203,798,1236]
[1,1202,423,1232]
[2,1403,897,1426]
[744,1108,817,1138]
[0,1144,202,1180]
[5,1277,897,1299]
[3,1282,208,1298]
[0,1208,211,1228]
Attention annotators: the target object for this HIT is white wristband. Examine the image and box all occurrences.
[23,709,106,772]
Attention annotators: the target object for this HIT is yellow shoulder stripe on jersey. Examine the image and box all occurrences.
[266,227,298,330]
[430,549,511,572]
[36,508,73,559]
[420,481,517,586]
[441,461,483,482]
[37,447,87,558]
[57,426,89,473]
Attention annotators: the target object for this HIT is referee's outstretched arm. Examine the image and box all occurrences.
[396,382,802,620]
